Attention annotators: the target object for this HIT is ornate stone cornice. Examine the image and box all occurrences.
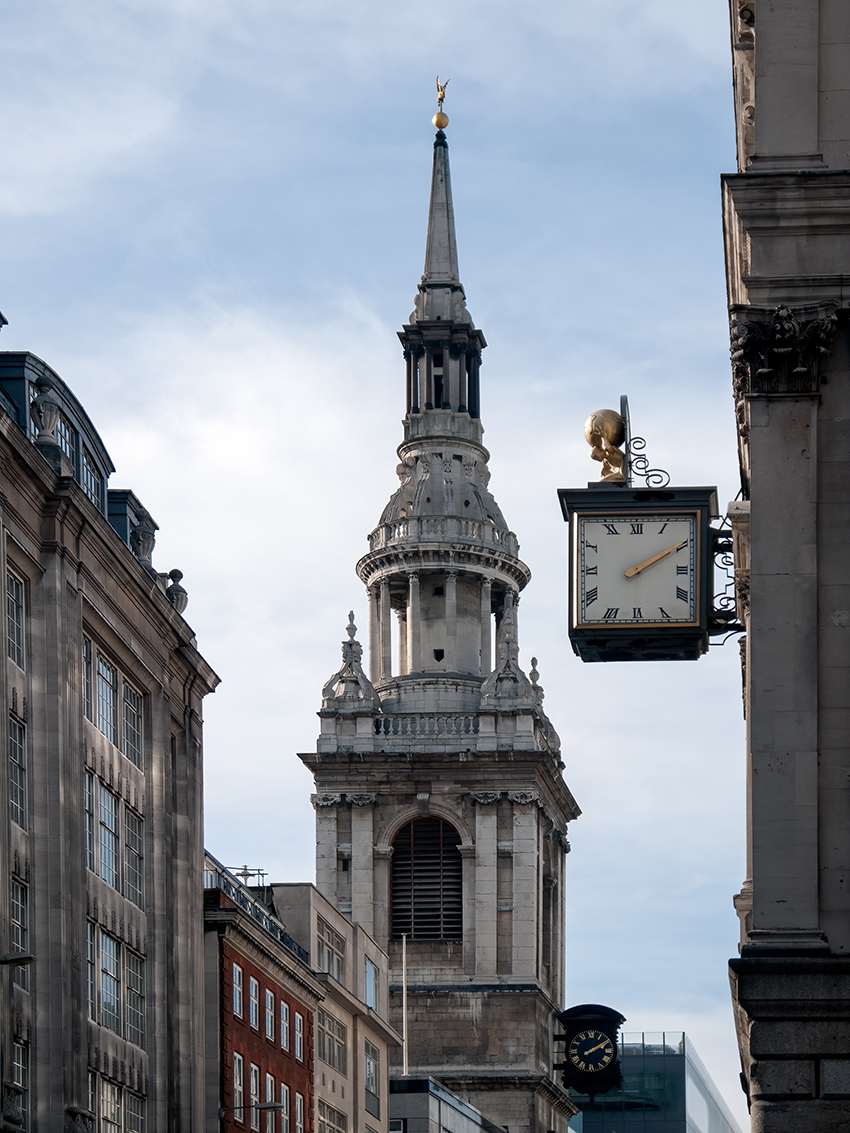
[730,302,838,400]
[348,793,378,807]
[507,790,540,806]
[312,793,342,808]
[469,791,501,805]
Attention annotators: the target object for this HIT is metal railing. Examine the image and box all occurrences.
[204,853,309,964]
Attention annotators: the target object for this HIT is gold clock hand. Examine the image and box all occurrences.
[585,1041,608,1054]
[624,540,686,578]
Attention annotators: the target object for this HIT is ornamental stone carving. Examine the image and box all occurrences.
[30,376,60,442]
[65,1106,95,1133]
[312,793,343,807]
[130,508,159,577]
[348,793,378,807]
[469,791,501,805]
[2,1083,24,1125]
[320,613,380,713]
[507,790,539,806]
[730,302,837,399]
[165,569,188,614]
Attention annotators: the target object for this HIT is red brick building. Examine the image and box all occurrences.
[204,854,323,1133]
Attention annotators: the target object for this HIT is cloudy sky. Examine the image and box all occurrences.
[4,0,748,1125]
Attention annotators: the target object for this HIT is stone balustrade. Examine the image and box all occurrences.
[368,515,519,557]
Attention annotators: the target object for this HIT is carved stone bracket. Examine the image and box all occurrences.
[730,302,838,399]
[65,1107,96,1133]
[507,790,539,806]
[2,1081,24,1125]
[469,791,501,805]
[348,793,378,807]
[312,793,343,808]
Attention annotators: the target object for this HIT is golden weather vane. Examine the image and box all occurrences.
[433,76,450,130]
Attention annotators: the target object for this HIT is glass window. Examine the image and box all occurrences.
[124,809,144,907]
[364,959,377,1010]
[317,1008,346,1074]
[98,785,120,888]
[280,1000,289,1049]
[249,976,259,1028]
[100,933,121,1034]
[127,1093,146,1133]
[87,922,95,1016]
[126,952,145,1047]
[250,1063,261,1131]
[12,1042,28,1132]
[123,682,143,769]
[85,772,95,870]
[7,572,24,669]
[265,988,275,1040]
[82,447,103,509]
[365,1041,380,1119]
[265,1073,276,1133]
[9,716,26,829]
[101,1078,121,1132]
[318,1100,346,1133]
[280,1084,290,1133]
[234,1052,244,1124]
[56,411,77,465]
[96,654,118,743]
[11,879,28,989]
[294,1012,304,1060]
[316,916,346,983]
[233,963,243,1017]
[83,637,93,721]
[295,1093,304,1133]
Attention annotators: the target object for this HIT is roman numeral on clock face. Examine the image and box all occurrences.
[603,608,619,619]
[586,565,598,575]
[586,587,598,606]
[676,565,687,574]
[603,524,619,535]
[630,523,643,534]
[677,586,689,602]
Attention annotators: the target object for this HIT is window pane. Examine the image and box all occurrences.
[295,1094,304,1133]
[249,976,259,1028]
[280,1000,289,1049]
[127,1093,146,1133]
[295,1012,304,1060]
[281,1085,290,1133]
[100,934,121,1033]
[124,810,144,906]
[83,637,93,721]
[7,572,24,669]
[123,681,143,769]
[250,1064,261,1131]
[316,916,345,983]
[96,654,118,742]
[9,716,26,829]
[265,1074,276,1133]
[265,989,275,1039]
[101,1079,121,1132]
[126,953,145,1047]
[11,880,28,989]
[98,785,119,888]
[365,959,377,1010]
[233,963,243,1017]
[87,923,95,1017]
[82,448,103,509]
[56,411,76,464]
[317,1009,347,1074]
[234,1053,244,1123]
[12,1043,28,1131]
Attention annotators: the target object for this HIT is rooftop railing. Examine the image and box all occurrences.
[204,853,309,965]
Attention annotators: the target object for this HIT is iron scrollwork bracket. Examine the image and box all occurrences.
[709,523,745,639]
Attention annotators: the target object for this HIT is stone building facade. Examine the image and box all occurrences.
[0,348,218,1129]
[722,1,850,1129]
[299,124,580,1133]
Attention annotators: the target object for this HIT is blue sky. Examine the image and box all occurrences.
[3,1,747,1125]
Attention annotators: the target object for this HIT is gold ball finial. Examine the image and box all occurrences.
[432,111,449,129]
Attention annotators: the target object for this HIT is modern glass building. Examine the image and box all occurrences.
[569,1031,743,1133]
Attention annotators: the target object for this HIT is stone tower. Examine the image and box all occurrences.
[723,1,850,1130]
[299,122,580,1133]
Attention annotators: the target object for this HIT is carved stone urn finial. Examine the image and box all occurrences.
[30,376,61,442]
[130,508,159,576]
[166,569,189,614]
[584,408,626,483]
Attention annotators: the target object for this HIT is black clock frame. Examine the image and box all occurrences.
[555,1003,626,1101]
[558,484,719,662]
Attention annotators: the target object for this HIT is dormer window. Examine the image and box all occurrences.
[82,448,103,510]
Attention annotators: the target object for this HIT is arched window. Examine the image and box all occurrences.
[391,817,462,940]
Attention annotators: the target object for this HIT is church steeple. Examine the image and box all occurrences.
[302,107,580,1133]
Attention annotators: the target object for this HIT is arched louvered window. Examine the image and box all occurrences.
[391,817,462,940]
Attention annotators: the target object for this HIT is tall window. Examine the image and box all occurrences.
[87,923,96,1016]
[124,809,144,906]
[83,637,93,721]
[126,1093,146,1132]
[126,952,145,1046]
[98,784,120,888]
[280,1085,290,1133]
[295,1094,304,1133]
[6,572,24,668]
[249,976,259,1028]
[233,1053,244,1123]
[318,1101,347,1133]
[102,1080,121,1132]
[294,1012,304,1060]
[316,917,345,983]
[265,989,275,1039]
[96,654,118,743]
[11,880,28,989]
[12,1043,28,1132]
[265,1073,276,1133]
[233,963,243,1017]
[280,1000,289,1049]
[56,410,77,465]
[100,933,121,1034]
[364,959,377,1010]
[317,1008,346,1073]
[249,1063,261,1131]
[123,682,143,769]
[365,1041,380,1119]
[9,716,26,829]
[82,447,103,509]
[391,817,462,940]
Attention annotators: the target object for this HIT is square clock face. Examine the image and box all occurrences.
[573,512,700,628]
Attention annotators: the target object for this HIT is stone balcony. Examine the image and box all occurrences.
[367,515,520,558]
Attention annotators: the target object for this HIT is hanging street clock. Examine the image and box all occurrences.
[558,405,719,662]
[555,1003,626,1102]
